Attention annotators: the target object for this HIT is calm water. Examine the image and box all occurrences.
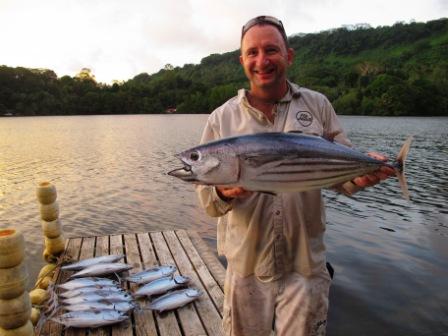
[1,115,447,335]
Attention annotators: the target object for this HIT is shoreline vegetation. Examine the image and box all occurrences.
[1,18,447,117]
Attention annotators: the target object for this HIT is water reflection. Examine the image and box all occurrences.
[0,115,447,335]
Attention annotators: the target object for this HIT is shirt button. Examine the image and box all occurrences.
[275,210,281,216]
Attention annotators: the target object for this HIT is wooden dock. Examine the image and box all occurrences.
[38,230,226,336]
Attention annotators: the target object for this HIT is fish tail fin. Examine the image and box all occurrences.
[394,136,413,200]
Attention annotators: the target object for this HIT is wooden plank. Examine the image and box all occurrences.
[110,235,134,336]
[187,230,226,290]
[149,232,183,336]
[151,231,207,336]
[90,235,111,336]
[177,230,224,315]
[163,231,223,336]
[135,233,160,336]
[123,234,158,336]
[64,237,96,336]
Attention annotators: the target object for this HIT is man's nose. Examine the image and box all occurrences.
[256,53,270,66]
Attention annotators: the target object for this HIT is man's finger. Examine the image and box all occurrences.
[367,152,388,162]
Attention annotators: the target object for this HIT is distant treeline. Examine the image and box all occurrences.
[1,18,447,116]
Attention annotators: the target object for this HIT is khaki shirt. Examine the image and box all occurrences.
[196,82,351,280]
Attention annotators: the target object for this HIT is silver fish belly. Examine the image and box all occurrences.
[148,288,202,312]
[126,265,176,284]
[51,310,128,328]
[134,275,190,297]
[57,277,119,291]
[61,292,132,305]
[59,286,125,299]
[168,132,412,199]
[63,301,136,313]
[70,262,133,278]
[61,254,125,271]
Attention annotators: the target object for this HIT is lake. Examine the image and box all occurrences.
[0,115,447,335]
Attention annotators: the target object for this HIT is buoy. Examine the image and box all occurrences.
[39,201,59,222]
[42,249,57,264]
[29,289,49,306]
[0,292,31,330]
[36,264,56,280]
[36,276,52,290]
[0,320,34,336]
[30,308,40,326]
[40,219,62,239]
[0,263,28,300]
[0,230,25,268]
[36,181,57,205]
[44,236,65,255]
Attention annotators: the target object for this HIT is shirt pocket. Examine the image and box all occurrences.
[284,109,323,136]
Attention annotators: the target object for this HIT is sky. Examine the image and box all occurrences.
[0,0,447,84]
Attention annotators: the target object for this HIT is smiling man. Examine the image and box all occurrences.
[196,16,393,336]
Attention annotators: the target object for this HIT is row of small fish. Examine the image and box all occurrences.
[50,276,134,328]
[58,256,202,318]
[126,265,202,312]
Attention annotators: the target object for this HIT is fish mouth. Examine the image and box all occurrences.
[167,165,198,182]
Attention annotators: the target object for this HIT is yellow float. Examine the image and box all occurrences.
[0,262,28,300]
[0,292,31,330]
[40,219,62,239]
[36,264,56,280]
[39,201,59,222]
[44,236,65,256]
[29,308,40,326]
[35,181,57,205]
[0,229,25,269]
[29,289,49,306]
[0,320,34,336]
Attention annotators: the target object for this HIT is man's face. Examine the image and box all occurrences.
[240,24,294,92]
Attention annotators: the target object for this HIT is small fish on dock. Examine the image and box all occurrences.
[61,254,125,271]
[51,310,129,328]
[59,285,125,298]
[57,277,119,291]
[148,288,202,313]
[134,275,190,298]
[70,262,133,278]
[63,301,136,313]
[126,265,176,284]
[61,292,132,305]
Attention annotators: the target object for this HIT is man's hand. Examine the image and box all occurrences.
[216,186,253,201]
[352,152,395,188]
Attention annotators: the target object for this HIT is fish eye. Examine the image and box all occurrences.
[189,151,200,161]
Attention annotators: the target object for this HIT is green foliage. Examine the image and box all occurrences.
[0,18,447,116]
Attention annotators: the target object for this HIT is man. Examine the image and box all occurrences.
[196,15,393,336]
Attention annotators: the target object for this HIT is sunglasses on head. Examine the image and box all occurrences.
[241,15,288,44]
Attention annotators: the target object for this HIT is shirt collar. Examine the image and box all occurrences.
[237,80,301,105]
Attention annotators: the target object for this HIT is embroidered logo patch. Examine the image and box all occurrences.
[296,111,313,127]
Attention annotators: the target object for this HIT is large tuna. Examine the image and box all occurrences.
[168,132,412,199]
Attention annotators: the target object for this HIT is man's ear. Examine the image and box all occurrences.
[239,54,244,65]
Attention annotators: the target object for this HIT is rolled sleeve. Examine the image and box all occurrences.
[196,185,233,217]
